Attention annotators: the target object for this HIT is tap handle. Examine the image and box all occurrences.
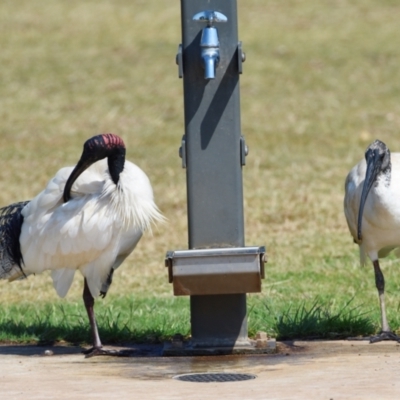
[192,10,228,26]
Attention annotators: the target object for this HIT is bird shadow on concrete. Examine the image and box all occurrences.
[0,343,164,357]
[0,344,84,356]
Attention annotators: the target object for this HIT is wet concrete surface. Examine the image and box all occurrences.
[1,340,399,399]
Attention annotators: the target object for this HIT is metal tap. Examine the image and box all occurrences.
[192,10,227,80]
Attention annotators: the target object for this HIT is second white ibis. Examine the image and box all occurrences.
[344,139,400,342]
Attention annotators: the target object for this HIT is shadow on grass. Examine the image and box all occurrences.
[0,317,173,346]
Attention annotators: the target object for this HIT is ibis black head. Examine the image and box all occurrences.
[63,134,126,203]
[357,139,391,241]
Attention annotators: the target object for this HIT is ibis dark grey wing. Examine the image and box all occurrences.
[0,201,29,280]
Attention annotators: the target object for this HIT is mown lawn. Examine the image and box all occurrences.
[1,0,400,345]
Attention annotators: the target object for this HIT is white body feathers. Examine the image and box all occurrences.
[344,153,400,265]
[18,158,162,298]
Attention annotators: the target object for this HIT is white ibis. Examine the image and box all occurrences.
[0,133,163,356]
[344,139,400,342]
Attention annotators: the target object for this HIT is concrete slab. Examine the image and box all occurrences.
[0,340,399,399]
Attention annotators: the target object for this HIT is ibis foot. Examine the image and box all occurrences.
[347,331,400,342]
[369,331,400,343]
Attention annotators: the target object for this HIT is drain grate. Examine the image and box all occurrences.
[173,372,256,383]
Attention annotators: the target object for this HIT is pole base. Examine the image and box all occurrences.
[162,334,276,356]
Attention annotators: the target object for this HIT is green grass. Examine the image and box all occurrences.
[0,297,191,345]
[1,0,400,345]
[0,296,375,345]
[258,298,375,340]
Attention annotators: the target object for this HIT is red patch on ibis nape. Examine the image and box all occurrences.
[101,133,125,149]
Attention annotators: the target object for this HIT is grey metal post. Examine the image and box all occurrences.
[165,0,268,354]
[182,0,246,347]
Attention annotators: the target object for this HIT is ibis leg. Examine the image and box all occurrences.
[81,279,122,357]
[370,260,400,343]
[82,278,103,352]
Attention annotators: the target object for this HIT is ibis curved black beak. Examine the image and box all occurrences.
[357,151,382,241]
[63,134,126,203]
[63,158,94,203]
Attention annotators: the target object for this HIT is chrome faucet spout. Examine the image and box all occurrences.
[203,51,218,80]
[200,26,220,80]
[193,10,227,80]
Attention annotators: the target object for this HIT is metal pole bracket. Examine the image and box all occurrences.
[176,44,183,78]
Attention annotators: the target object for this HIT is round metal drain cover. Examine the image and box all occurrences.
[173,372,256,383]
